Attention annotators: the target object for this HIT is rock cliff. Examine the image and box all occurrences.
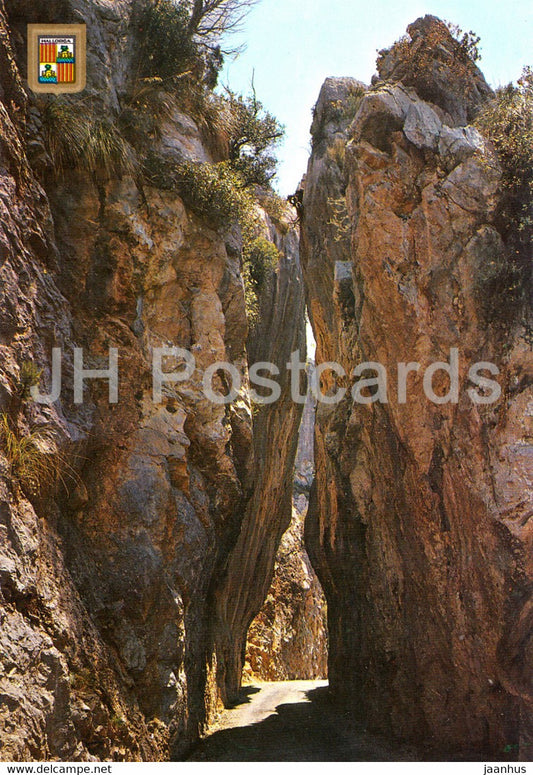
[1,3,531,763]
[0,0,305,760]
[245,389,328,682]
[244,493,328,683]
[212,203,306,702]
[301,16,532,760]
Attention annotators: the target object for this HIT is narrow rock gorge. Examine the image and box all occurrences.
[302,16,532,760]
[0,2,531,764]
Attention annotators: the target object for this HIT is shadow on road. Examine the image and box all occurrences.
[187,686,414,762]
[225,685,261,709]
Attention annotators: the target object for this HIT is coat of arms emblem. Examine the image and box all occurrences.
[27,24,86,94]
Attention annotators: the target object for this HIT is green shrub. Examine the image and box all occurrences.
[476,66,533,330]
[123,81,231,162]
[223,88,284,187]
[255,188,291,232]
[132,1,266,161]
[339,84,366,123]
[242,237,280,327]
[85,119,134,179]
[131,11,283,184]
[184,90,234,161]
[476,67,533,228]
[245,237,280,289]
[379,20,481,74]
[143,151,284,322]
[17,361,43,400]
[7,360,43,419]
[136,0,198,81]
[376,19,483,113]
[144,155,253,232]
[173,160,253,230]
[119,80,175,143]
[135,0,226,88]
[445,22,481,62]
[41,100,92,173]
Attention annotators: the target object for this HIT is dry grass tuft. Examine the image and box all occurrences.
[42,100,135,180]
[0,414,61,497]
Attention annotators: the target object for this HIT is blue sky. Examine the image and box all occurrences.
[221,0,532,195]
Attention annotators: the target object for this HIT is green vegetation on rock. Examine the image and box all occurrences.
[476,66,533,329]
[0,414,60,498]
[42,101,134,180]
[223,88,284,187]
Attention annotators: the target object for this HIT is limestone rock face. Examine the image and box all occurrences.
[0,0,304,760]
[213,212,307,701]
[245,494,328,683]
[302,19,532,760]
[245,392,328,682]
[376,15,493,125]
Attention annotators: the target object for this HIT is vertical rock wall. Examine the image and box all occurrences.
[245,389,328,682]
[213,216,307,700]
[244,494,328,683]
[0,0,305,760]
[302,17,532,759]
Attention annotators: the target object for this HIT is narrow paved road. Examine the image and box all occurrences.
[187,680,416,761]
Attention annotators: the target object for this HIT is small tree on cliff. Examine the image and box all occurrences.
[187,0,258,45]
[476,66,533,329]
[137,0,198,80]
[137,0,257,83]
[224,86,285,187]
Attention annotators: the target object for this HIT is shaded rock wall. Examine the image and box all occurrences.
[245,494,328,683]
[213,214,307,700]
[245,389,328,682]
[301,17,532,759]
[0,0,304,760]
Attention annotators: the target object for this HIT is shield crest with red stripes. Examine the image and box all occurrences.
[38,35,76,84]
[28,25,86,94]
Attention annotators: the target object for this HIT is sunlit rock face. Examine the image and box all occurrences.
[301,16,532,760]
[0,0,305,760]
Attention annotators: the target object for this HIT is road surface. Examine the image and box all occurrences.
[186,680,416,761]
